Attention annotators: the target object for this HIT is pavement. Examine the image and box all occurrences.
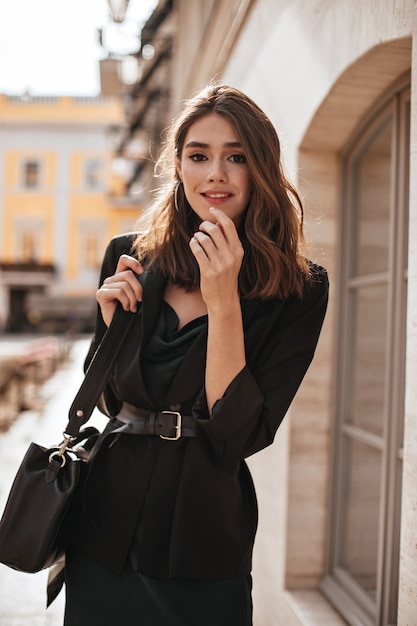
[0,337,107,626]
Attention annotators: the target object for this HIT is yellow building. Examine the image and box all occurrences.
[0,94,140,332]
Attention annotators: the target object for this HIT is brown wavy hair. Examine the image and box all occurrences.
[133,83,311,299]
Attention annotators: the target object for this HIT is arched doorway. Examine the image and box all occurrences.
[286,39,411,626]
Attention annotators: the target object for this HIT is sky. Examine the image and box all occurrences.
[0,0,158,96]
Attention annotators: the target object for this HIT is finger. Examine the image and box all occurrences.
[115,254,144,275]
[103,269,142,301]
[196,222,243,267]
[198,221,225,248]
[197,223,235,260]
[208,206,233,221]
[190,233,234,278]
[208,208,239,241]
[189,236,211,270]
[192,230,219,260]
[97,280,139,313]
[100,261,143,307]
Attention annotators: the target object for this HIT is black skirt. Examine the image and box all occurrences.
[64,543,253,626]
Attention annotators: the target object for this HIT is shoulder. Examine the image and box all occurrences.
[98,232,140,282]
[101,232,139,268]
[304,261,329,299]
[275,261,329,327]
[106,231,139,257]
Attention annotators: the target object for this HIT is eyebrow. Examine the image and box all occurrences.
[184,141,243,149]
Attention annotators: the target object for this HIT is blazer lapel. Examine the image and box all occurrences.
[140,269,167,344]
[125,269,168,409]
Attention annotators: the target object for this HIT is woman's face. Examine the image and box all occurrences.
[177,112,251,225]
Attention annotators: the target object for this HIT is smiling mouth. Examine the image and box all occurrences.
[203,193,231,199]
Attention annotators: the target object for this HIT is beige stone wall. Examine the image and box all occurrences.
[171,0,255,111]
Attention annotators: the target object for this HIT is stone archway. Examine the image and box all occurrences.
[301,37,412,153]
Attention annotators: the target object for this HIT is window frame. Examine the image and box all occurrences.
[21,158,42,189]
[76,219,107,277]
[84,157,105,191]
[13,217,44,263]
[320,76,410,626]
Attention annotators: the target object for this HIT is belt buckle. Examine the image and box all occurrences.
[160,410,182,440]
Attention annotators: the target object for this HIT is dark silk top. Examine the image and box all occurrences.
[140,301,207,408]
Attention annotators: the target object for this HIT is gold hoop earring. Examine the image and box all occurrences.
[174,181,182,213]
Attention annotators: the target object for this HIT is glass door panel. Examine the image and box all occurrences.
[351,115,392,278]
[339,438,382,598]
[346,284,388,436]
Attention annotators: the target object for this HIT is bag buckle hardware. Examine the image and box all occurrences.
[48,433,77,468]
[160,410,182,441]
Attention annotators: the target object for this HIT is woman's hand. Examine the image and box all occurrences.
[189,208,246,412]
[96,254,144,327]
[189,207,244,312]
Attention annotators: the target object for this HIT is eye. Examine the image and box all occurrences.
[229,153,247,164]
[189,153,207,162]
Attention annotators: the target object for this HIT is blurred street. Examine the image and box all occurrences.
[0,337,106,626]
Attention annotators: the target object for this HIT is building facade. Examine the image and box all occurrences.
[0,95,140,332]
[115,1,416,624]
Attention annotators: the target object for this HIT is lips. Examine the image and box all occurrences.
[202,192,232,199]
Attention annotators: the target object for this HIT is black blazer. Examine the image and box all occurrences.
[67,234,329,579]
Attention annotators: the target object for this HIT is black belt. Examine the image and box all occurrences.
[116,402,201,440]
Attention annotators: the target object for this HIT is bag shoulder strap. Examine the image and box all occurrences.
[65,303,137,437]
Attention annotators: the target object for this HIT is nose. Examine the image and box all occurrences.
[207,158,227,182]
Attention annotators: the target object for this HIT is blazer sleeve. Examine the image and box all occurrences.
[192,267,329,461]
[84,233,137,416]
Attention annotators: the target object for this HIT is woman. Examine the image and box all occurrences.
[64,84,328,625]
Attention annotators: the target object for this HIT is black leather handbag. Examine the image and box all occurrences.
[0,304,135,585]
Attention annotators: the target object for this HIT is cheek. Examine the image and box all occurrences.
[180,164,197,188]
[182,178,196,201]
[241,174,252,200]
